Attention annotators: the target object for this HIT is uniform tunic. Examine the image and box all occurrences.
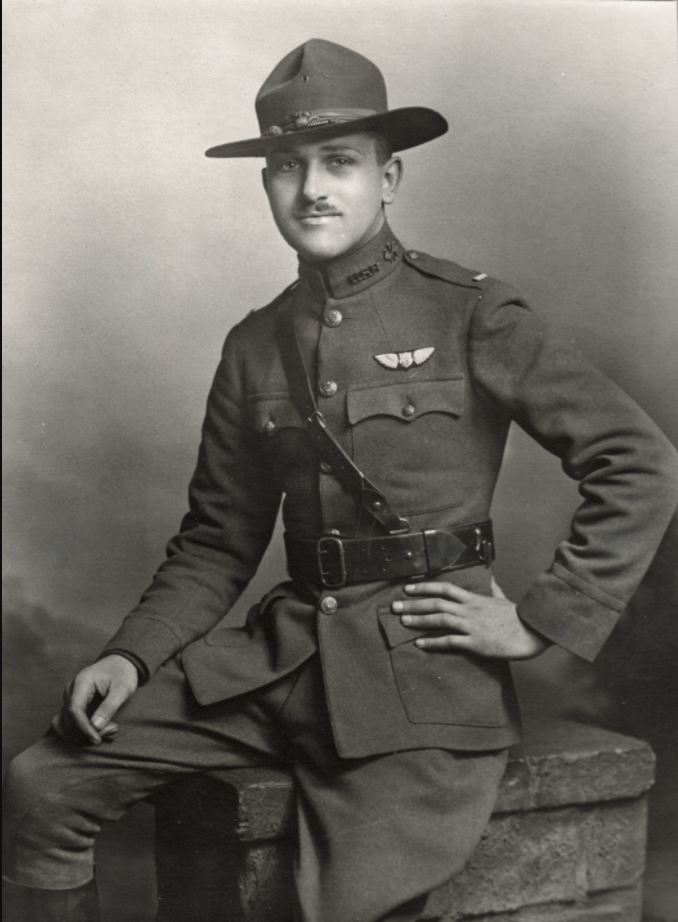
[103,221,678,758]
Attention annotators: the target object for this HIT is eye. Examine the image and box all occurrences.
[272,158,300,173]
[330,156,354,168]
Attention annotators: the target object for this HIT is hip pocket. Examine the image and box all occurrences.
[378,609,512,727]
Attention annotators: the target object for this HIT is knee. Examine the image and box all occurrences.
[3,742,71,834]
[4,748,46,816]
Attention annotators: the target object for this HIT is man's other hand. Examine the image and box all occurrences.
[51,654,139,745]
[391,577,549,660]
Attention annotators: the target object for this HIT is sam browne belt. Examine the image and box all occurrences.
[285,520,494,589]
[275,298,495,588]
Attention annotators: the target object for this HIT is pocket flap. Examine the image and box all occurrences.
[378,609,426,648]
[247,393,303,433]
[347,377,464,425]
[204,626,252,647]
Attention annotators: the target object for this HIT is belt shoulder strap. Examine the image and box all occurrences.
[275,298,409,535]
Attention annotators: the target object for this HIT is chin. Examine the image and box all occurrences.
[295,233,352,265]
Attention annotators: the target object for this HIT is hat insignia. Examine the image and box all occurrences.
[374,347,435,370]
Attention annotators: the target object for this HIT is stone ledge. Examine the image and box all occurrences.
[156,720,654,843]
[153,722,655,922]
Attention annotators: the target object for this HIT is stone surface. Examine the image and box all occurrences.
[446,884,643,921]
[424,800,647,918]
[184,721,655,843]
[153,722,654,922]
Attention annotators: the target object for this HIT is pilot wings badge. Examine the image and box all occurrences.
[374,347,435,370]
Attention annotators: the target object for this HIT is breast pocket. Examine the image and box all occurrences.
[378,608,512,727]
[247,392,304,434]
[246,393,310,475]
[347,377,466,515]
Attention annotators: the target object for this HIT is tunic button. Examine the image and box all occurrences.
[320,460,333,474]
[325,309,343,327]
[320,596,338,615]
[402,403,416,418]
[407,250,419,260]
[319,380,338,398]
[263,419,276,434]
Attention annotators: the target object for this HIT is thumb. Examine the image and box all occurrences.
[91,686,131,730]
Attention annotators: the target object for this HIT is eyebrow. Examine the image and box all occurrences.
[269,142,364,157]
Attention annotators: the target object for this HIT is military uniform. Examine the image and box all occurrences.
[5,221,678,921]
[105,219,678,741]
[5,37,678,922]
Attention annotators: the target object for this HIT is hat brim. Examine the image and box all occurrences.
[204,107,448,158]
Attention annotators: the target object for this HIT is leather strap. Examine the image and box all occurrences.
[276,299,409,534]
[285,521,494,589]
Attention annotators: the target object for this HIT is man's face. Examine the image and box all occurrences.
[262,133,402,264]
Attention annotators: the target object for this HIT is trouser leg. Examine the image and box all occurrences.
[279,657,509,922]
[2,878,99,922]
[3,654,300,897]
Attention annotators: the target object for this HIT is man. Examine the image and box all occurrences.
[4,38,678,922]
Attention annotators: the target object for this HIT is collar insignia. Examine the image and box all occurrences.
[383,241,398,263]
[374,347,435,370]
[347,263,380,285]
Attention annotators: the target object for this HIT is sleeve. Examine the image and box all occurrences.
[468,281,678,661]
[101,322,283,676]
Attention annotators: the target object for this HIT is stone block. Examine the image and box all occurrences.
[153,721,654,922]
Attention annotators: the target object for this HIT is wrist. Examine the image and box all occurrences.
[98,650,148,684]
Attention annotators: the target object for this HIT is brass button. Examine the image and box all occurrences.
[320,596,338,615]
[407,250,419,260]
[402,403,416,418]
[319,380,338,398]
[263,419,276,434]
[328,528,341,536]
[325,309,343,327]
[320,460,333,474]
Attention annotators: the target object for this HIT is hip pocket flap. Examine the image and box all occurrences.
[378,608,444,648]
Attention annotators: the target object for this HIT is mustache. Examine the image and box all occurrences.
[295,203,341,217]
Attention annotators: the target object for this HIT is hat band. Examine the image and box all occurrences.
[262,108,377,138]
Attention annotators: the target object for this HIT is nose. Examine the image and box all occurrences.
[300,161,326,204]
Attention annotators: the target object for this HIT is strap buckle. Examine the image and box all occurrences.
[317,535,347,589]
[474,526,495,567]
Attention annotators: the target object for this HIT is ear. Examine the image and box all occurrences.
[261,167,269,194]
[381,156,403,206]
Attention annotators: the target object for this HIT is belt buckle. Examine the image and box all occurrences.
[317,535,347,589]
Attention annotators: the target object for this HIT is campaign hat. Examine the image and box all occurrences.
[205,38,448,158]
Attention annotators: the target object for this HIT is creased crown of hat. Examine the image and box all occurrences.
[205,39,448,158]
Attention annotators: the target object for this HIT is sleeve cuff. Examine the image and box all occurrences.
[517,566,623,662]
[98,650,150,685]
[101,614,185,678]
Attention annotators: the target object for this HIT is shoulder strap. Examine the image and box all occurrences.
[275,299,409,535]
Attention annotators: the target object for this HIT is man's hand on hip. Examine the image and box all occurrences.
[391,577,549,660]
[51,654,139,745]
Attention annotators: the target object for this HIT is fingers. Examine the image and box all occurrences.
[392,597,465,617]
[68,674,102,744]
[90,687,131,733]
[414,633,474,652]
[51,713,119,745]
[403,581,474,602]
[398,612,468,632]
[100,721,120,741]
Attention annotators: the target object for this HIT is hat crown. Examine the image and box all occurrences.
[255,39,387,136]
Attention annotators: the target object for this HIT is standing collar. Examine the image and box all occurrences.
[297,222,403,300]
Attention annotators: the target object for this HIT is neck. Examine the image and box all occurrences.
[297,221,403,299]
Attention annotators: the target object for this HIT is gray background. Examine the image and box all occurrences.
[3,1,678,919]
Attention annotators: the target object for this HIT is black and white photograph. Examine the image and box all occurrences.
[4,2,678,921]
